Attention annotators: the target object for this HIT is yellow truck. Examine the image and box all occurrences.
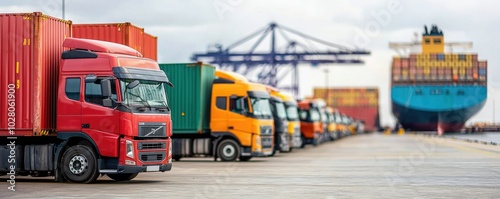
[266,86,303,151]
[160,63,274,161]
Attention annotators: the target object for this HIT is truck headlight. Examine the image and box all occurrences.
[255,135,261,147]
[126,140,134,158]
[168,141,172,157]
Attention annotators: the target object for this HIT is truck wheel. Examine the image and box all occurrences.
[107,173,138,181]
[217,139,240,161]
[239,156,252,161]
[300,135,306,148]
[313,137,320,146]
[61,145,99,183]
[173,155,182,161]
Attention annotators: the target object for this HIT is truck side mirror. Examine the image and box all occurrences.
[101,79,112,98]
[85,74,97,83]
[103,98,113,108]
[127,80,140,89]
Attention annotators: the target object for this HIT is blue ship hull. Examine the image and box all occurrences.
[391,85,487,132]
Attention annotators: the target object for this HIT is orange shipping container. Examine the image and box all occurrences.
[72,22,158,61]
[143,33,158,60]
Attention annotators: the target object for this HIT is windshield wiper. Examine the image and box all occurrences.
[127,91,152,110]
[153,100,171,112]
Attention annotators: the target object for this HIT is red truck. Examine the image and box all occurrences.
[0,12,172,184]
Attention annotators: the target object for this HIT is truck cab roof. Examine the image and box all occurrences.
[63,37,142,57]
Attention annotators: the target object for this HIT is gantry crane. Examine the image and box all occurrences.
[191,22,370,98]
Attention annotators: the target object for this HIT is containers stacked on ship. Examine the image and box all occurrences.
[390,25,487,133]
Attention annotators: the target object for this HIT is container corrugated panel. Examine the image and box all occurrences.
[143,33,157,61]
[0,12,71,136]
[159,63,215,134]
[73,23,145,54]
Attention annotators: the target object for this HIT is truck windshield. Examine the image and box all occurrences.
[335,113,343,123]
[329,113,336,123]
[310,109,321,122]
[119,79,168,107]
[285,105,299,121]
[275,102,287,120]
[320,111,328,123]
[342,116,350,124]
[250,97,272,119]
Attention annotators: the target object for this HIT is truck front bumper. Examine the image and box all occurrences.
[104,163,172,174]
[252,151,273,157]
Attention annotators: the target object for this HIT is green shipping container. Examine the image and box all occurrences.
[159,63,216,134]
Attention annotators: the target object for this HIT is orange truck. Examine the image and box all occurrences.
[297,99,324,147]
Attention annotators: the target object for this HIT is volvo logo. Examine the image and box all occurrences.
[263,128,271,135]
[144,126,164,137]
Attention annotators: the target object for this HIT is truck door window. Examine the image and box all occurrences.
[65,78,81,101]
[230,96,247,114]
[85,78,117,107]
[216,96,227,110]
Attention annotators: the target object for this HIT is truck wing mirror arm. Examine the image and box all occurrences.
[166,81,174,88]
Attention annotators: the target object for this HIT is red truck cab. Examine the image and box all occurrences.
[53,38,174,182]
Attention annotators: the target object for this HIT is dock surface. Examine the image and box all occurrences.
[3,133,500,198]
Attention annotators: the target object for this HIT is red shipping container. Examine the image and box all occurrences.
[143,33,158,61]
[73,22,146,56]
[472,54,478,61]
[409,54,417,60]
[336,107,379,132]
[430,53,437,60]
[431,68,437,75]
[401,58,409,68]
[0,12,72,136]
[393,60,401,67]
[478,61,487,67]
[409,60,416,67]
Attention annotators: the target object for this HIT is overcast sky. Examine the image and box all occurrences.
[2,0,499,127]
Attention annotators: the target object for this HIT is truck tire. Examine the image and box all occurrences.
[300,135,306,148]
[217,139,240,161]
[107,173,139,181]
[239,156,252,161]
[61,145,99,183]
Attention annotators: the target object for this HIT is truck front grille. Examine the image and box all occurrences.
[260,126,273,136]
[139,151,166,162]
[138,122,167,138]
[138,142,166,150]
[261,136,273,149]
[294,126,300,135]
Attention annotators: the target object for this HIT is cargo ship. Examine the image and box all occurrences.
[390,25,487,133]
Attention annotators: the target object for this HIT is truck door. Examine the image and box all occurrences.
[226,96,253,146]
[81,77,120,157]
[210,96,228,132]
[57,77,83,132]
